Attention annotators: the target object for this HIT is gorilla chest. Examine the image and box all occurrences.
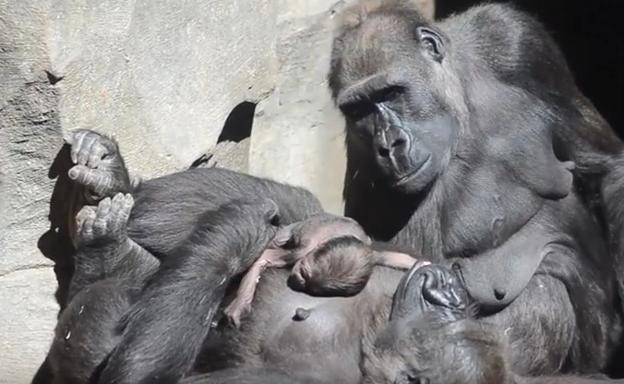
[440,170,544,256]
[217,270,397,384]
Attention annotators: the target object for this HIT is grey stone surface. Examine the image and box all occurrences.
[250,0,349,214]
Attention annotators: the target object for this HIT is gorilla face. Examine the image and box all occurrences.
[330,12,461,195]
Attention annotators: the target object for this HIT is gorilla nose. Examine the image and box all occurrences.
[375,129,409,160]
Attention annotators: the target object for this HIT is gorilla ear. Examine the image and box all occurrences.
[416,27,445,62]
[261,198,280,226]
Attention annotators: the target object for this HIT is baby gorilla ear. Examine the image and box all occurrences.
[260,198,280,226]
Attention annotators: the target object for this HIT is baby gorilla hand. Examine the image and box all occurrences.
[391,264,469,321]
[75,193,134,249]
[65,129,132,199]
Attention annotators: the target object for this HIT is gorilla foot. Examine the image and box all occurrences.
[75,193,134,250]
[65,129,134,200]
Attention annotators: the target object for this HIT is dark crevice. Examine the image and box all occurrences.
[217,101,256,143]
[189,153,215,169]
[45,71,64,85]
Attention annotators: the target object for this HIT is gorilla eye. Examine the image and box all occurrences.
[371,86,404,104]
[416,27,445,62]
[269,213,281,226]
[340,100,376,121]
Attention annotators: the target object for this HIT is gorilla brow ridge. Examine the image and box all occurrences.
[335,0,425,32]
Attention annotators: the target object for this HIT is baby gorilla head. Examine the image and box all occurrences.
[289,236,375,297]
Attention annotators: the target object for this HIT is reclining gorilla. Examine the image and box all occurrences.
[43,0,624,383]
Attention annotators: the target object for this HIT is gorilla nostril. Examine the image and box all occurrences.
[378,147,390,158]
[392,138,406,148]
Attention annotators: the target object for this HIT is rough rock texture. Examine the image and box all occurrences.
[0,0,433,382]
[250,0,350,214]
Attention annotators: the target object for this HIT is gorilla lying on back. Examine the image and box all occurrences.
[43,1,624,383]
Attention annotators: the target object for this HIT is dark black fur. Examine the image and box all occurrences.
[329,0,623,376]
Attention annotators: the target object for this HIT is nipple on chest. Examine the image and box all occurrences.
[293,307,311,321]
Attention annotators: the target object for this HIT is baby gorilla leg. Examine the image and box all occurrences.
[64,129,136,201]
[49,194,159,384]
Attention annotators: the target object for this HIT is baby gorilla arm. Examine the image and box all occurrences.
[223,248,289,327]
[373,250,430,270]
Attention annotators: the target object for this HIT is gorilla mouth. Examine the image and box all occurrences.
[393,155,432,187]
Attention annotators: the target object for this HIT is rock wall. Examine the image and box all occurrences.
[0,0,432,381]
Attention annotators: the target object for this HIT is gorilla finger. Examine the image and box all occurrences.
[108,193,133,233]
[70,130,88,164]
[422,286,452,308]
[68,165,111,194]
[119,193,134,220]
[87,143,108,169]
[391,269,428,319]
[76,206,96,232]
[80,215,96,239]
[94,198,112,234]
[77,134,97,166]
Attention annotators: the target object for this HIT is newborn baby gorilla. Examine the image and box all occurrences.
[224,213,429,326]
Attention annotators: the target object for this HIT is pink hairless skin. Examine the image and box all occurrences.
[224,213,430,327]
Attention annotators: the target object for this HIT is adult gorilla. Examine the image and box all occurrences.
[328,0,623,376]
